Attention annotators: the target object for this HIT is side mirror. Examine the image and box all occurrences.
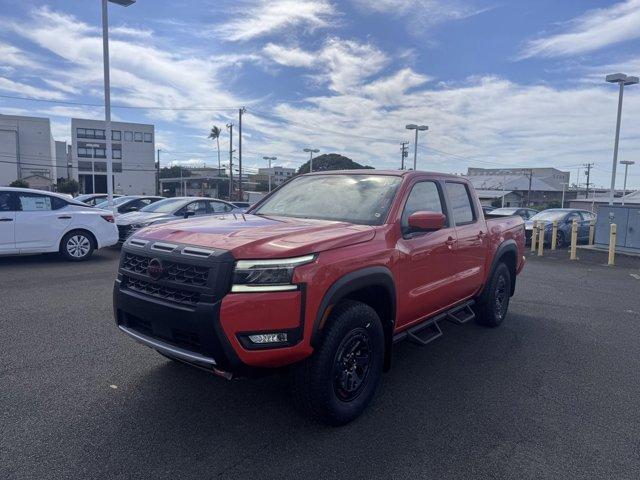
[408,211,446,232]
[184,211,195,219]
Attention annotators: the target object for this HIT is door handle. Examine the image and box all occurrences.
[0,217,13,222]
[57,215,72,219]
[477,231,487,239]
[445,237,455,249]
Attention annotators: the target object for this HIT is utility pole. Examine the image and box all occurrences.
[227,123,233,200]
[583,163,593,199]
[400,142,409,170]
[526,169,533,207]
[156,149,161,196]
[238,107,246,201]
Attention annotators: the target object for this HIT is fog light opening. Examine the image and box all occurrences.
[248,333,288,344]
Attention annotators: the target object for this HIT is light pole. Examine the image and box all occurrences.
[405,124,428,170]
[605,73,639,205]
[303,148,319,173]
[263,156,277,192]
[101,0,135,211]
[561,182,569,208]
[620,160,635,205]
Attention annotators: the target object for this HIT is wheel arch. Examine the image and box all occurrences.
[483,240,518,299]
[311,266,396,371]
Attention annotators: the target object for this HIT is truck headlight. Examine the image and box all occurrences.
[231,254,315,293]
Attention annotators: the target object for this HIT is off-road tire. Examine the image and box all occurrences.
[475,263,511,327]
[291,300,384,425]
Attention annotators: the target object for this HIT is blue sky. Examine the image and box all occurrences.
[1,0,640,188]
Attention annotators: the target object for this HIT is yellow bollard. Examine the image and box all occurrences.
[570,219,578,260]
[537,222,545,256]
[551,220,558,250]
[589,220,595,246]
[531,221,538,253]
[608,223,617,266]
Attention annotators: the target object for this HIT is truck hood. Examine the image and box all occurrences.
[133,214,375,258]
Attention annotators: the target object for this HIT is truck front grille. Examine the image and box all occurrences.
[122,253,210,287]
[123,276,201,306]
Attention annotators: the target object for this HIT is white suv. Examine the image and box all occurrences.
[0,187,119,261]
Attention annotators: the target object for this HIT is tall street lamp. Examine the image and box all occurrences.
[620,160,635,205]
[605,73,638,205]
[561,182,569,208]
[303,148,319,173]
[263,156,277,192]
[102,0,136,211]
[405,124,428,170]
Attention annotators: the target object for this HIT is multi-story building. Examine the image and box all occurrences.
[256,166,295,187]
[0,114,58,190]
[71,118,155,195]
[467,167,570,189]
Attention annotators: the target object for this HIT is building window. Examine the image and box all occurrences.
[143,132,153,143]
[112,130,122,141]
[78,161,92,171]
[112,149,122,159]
[134,132,143,142]
[124,131,133,142]
[77,128,106,140]
[94,148,106,158]
[94,162,107,172]
[77,128,87,138]
[113,163,123,173]
[78,147,92,158]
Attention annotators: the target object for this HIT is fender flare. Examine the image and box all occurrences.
[311,266,396,348]
[482,239,518,300]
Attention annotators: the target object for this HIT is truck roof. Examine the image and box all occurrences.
[304,169,463,180]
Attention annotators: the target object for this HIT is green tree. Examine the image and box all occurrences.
[159,166,192,179]
[56,178,79,195]
[9,179,29,188]
[208,126,222,172]
[297,153,374,174]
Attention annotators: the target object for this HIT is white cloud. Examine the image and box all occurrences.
[520,0,640,59]
[263,43,316,68]
[0,42,40,69]
[0,77,67,100]
[110,25,154,38]
[214,0,336,42]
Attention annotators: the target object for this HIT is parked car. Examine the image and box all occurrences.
[525,209,596,247]
[114,170,526,424]
[231,201,252,211]
[94,196,164,217]
[482,205,496,215]
[75,193,123,206]
[488,207,538,220]
[115,196,242,244]
[0,187,118,261]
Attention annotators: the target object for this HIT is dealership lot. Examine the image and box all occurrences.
[1,250,639,479]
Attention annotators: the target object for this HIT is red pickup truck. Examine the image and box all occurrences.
[114,170,525,424]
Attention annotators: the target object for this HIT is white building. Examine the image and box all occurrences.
[258,166,295,187]
[0,114,58,190]
[71,118,155,195]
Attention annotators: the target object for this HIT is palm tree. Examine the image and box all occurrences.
[208,125,222,172]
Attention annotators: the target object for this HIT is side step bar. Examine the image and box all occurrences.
[393,300,475,345]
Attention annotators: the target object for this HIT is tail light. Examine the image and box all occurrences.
[101,214,115,223]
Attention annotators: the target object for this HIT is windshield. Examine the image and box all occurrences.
[95,196,136,209]
[254,174,401,225]
[139,198,188,213]
[490,208,518,215]
[530,210,568,221]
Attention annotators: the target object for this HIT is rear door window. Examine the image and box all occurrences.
[18,194,53,212]
[445,182,475,225]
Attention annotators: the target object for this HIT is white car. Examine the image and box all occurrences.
[0,187,119,261]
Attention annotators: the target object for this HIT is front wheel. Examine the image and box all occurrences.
[60,231,95,261]
[476,263,511,327]
[291,300,384,425]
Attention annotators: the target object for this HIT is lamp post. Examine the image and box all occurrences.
[303,148,319,173]
[605,73,639,205]
[263,156,277,192]
[561,182,569,208]
[620,160,635,205]
[405,124,428,170]
[101,0,136,211]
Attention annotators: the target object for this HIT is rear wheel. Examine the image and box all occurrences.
[476,263,511,327]
[556,231,566,248]
[60,231,95,261]
[291,300,384,425]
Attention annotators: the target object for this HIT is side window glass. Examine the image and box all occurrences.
[445,182,475,225]
[210,201,228,213]
[401,182,444,233]
[19,194,52,212]
[0,192,15,211]
[51,197,68,210]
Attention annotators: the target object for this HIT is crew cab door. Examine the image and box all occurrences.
[444,181,487,299]
[15,192,72,251]
[0,191,17,253]
[395,180,459,328]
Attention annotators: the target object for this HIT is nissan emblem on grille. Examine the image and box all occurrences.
[147,258,164,280]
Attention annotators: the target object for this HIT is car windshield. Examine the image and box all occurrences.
[530,210,568,221]
[253,174,402,225]
[139,198,189,213]
[94,196,136,209]
[490,208,518,215]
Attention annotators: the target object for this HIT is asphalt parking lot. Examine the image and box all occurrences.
[2,249,640,479]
